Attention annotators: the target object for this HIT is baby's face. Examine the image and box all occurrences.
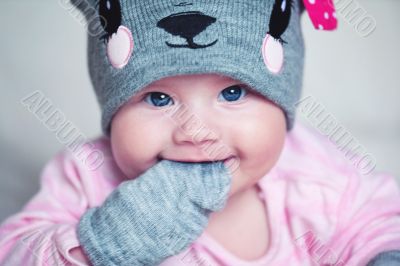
[110,74,286,197]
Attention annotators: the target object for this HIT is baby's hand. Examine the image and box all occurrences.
[77,160,232,266]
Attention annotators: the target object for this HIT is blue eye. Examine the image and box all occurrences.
[218,85,247,102]
[143,85,247,107]
[143,92,174,107]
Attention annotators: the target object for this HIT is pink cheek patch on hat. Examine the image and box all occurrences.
[303,0,338,30]
[107,25,134,69]
[262,34,284,74]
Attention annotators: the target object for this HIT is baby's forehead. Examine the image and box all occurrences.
[157,73,237,82]
[144,73,244,89]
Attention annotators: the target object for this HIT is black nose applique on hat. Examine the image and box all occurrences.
[157,11,218,49]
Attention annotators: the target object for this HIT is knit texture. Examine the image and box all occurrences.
[71,0,305,135]
[77,159,232,265]
[367,251,400,266]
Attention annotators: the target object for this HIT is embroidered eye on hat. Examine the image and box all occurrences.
[71,0,337,135]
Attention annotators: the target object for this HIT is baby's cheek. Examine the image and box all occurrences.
[111,133,152,179]
[119,140,162,179]
[228,121,284,196]
[236,120,281,160]
[111,105,174,178]
[251,128,285,172]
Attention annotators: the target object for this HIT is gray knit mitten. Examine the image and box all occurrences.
[367,250,400,266]
[77,159,232,266]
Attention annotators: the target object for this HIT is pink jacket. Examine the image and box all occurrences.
[1,123,400,266]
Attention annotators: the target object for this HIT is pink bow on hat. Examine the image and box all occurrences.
[303,0,338,30]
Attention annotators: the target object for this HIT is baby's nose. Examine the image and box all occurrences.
[171,109,220,146]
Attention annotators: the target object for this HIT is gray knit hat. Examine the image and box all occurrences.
[71,0,333,135]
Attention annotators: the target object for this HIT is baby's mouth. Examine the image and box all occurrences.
[158,155,235,164]
[223,156,235,164]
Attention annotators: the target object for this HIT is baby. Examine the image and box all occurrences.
[1,0,400,265]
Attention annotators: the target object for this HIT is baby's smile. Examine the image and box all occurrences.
[158,155,235,164]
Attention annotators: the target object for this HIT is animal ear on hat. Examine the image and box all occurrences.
[92,0,133,69]
[302,0,338,30]
[97,0,122,42]
[70,0,122,38]
[268,0,293,44]
[261,0,294,74]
